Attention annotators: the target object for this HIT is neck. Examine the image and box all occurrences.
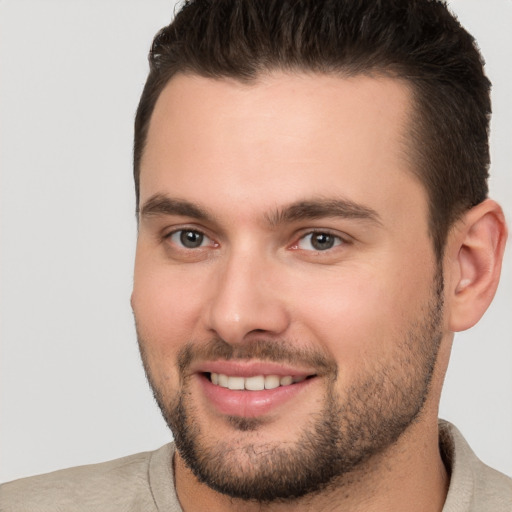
[174,416,449,512]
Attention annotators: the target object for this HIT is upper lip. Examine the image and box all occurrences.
[191,360,317,378]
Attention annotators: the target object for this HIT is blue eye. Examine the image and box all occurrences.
[169,229,210,249]
[297,232,342,251]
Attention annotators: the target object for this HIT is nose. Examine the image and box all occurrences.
[204,249,291,345]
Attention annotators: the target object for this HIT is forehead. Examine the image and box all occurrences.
[140,72,426,225]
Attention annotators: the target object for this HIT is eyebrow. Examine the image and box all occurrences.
[139,194,212,221]
[266,198,382,227]
[139,194,381,227]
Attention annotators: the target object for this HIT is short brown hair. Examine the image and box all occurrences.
[134,0,491,260]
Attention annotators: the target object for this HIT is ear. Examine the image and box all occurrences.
[445,199,508,332]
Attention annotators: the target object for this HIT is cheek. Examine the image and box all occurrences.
[132,256,211,377]
[292,258,435,375]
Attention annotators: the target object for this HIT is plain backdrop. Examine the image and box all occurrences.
[1,0,511,483]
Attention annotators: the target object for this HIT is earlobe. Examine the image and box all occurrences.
[446,199,508,332]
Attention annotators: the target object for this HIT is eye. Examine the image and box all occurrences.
[296,231,343,251]
[168,229,213,249]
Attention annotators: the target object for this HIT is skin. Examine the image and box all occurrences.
[131,72,507,511]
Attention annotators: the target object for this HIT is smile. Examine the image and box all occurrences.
[198,365,318,417]
[209,373,308,391]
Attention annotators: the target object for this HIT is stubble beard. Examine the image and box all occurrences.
[137,273,444,503]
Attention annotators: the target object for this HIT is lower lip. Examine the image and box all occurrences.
[198,374,314,418]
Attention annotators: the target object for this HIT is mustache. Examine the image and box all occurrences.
[177,337,337,376]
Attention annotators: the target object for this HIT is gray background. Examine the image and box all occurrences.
[1,0,511,482]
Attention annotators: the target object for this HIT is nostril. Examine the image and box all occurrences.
[249,329,267,334]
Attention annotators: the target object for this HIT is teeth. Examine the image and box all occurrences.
[209,373,308,390]
[245,375,265,391]
[264,375,280,389]
[280,376,293,386]
[227,376,245,390]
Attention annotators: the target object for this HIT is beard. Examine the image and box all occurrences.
[136,272,444,503]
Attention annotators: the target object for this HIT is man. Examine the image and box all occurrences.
[1,0,510,510]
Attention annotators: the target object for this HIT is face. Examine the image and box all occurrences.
[132,72,445,501]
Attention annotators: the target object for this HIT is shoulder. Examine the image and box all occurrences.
[439,420,512,512]
[471,462,512,510]
[0,444,174,512]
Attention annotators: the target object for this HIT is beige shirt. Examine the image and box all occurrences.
[1,421,511,511]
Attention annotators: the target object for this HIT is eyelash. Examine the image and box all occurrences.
[164,227,347,253]
[293,230,346,251]
[164,228,217,250]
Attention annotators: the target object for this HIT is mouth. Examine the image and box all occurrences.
[207,372,311,390]
[194,362,319,418]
